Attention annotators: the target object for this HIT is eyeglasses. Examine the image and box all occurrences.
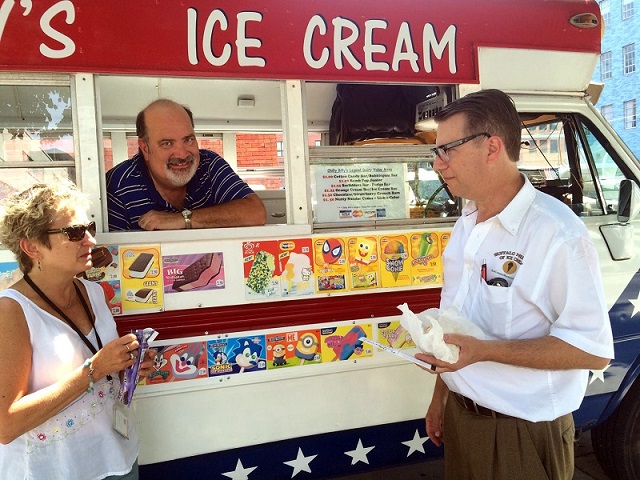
[46,221,96,242]
[431,132,491,162]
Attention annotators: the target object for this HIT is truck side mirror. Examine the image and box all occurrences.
[600,179,640,261]
[617,179,640,223]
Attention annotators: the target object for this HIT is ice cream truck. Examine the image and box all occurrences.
[0,0,639,478]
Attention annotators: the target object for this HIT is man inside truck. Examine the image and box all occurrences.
[106,99,266,231]
[415,89,614,479]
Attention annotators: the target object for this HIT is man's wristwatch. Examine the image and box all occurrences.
[182,209,192,229]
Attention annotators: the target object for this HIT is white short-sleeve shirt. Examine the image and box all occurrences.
[440,176,614,422]
[0,279,139,479]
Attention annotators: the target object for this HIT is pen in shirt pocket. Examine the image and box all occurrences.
[481,259,487,282]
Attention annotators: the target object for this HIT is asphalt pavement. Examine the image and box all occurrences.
[332,430,610,479]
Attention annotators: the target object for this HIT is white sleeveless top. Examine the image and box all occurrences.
[0,279,139,480]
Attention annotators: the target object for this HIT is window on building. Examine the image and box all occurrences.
[601,51,612,80]
[601,104,614,124]
[600,0,610,25]
[623,0,635,19]
[623,44,636,74]
[624,99,637,129]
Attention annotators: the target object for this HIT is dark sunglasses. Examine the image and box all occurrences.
[46,221,97,242]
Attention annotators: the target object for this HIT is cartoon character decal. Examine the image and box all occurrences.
[149,348,170,381]
[211,349,228,365]
[326,326,366,361]
[294,332,319,365]
[354,237,376,265]
[148,343,206,382]
[272,344,288,366]
[322,238,343,264]
[170,343,205,379]
[232,337,264,373]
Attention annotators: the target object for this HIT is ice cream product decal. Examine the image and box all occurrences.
[379,234,411,287]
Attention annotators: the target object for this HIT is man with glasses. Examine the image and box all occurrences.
[415,89,613,479]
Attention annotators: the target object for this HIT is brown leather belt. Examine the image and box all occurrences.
[453,393,514,419]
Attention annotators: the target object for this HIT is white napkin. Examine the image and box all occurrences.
[398,303,485,363]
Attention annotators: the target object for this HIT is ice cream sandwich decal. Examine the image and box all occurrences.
[121,246,163,312]
[163,252,225,294]
[134,288,154,303]
[128,253,154,279]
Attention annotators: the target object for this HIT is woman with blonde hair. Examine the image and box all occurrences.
[0,182,153,479]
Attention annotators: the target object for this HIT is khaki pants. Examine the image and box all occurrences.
[443,394,575,480]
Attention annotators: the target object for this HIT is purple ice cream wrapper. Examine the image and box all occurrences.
[117,327,158,406]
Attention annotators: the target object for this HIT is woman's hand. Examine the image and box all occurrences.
[92,333,138,380]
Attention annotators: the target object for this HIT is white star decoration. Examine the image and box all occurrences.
[222,459,257,480]
[283,447,317,477]
[401,429,430,456]
[589,364,611,385]
[629,294,640,318]
[345,438,375,465]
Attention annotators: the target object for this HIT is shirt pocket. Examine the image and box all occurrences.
[474,281,513,339]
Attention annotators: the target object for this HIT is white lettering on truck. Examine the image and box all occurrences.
[424,24,457,73]
[364,19,389,71]
[303,14,458,74]
[187,8,265,67]
[0,0,75,59]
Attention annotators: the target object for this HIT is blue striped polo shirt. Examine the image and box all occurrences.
[106,149,255,231]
